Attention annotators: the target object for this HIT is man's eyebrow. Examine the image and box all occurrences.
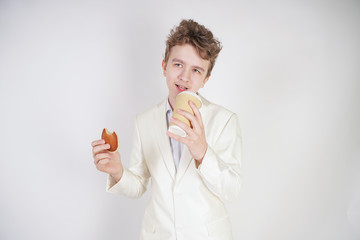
[172,58,205,72]
[172,58,185,64]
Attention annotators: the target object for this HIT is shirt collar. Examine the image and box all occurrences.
[166,98,172,114]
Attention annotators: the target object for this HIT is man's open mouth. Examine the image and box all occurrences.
[176,84,188,91]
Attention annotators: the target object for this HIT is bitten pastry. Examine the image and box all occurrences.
[101,128,119,152]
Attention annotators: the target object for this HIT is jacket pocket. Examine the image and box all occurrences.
[142,212,156,233]
[140,212,157,240]
[206,216,233,239]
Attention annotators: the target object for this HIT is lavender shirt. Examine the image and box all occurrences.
[166,100,184,171]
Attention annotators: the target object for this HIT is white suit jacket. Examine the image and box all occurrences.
[107,94,242,240]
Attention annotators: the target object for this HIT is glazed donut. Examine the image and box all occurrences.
[101,128,119,152]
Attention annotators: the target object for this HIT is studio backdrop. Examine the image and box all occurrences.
[0,1,359,240]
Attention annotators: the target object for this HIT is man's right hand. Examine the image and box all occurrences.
[91,139,123,182]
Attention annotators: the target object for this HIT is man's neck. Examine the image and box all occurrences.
[168,97,175,111]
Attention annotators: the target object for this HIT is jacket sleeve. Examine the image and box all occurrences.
[106,117,150,198]
[197,113,242,202]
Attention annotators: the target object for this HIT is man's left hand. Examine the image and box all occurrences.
[166,101,207,166]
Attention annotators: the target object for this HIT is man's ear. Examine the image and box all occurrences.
[162,59,167,77]
[202,75,210,88]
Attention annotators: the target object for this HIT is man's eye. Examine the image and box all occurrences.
[194,69,201,73]
[175,63,182,67]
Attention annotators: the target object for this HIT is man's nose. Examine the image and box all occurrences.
[179,68,190,82]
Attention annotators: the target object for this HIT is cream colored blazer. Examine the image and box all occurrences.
[107,95,242,240]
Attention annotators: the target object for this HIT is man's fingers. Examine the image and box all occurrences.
[94,153,111,164]
[95,159,110,172]
[98,159,109,165]
[166,131,189,145]
[92,143,110,156]
[91,139,105,147]
[177,109,201,133]
[189,101,203,127]
[170,116,194,136]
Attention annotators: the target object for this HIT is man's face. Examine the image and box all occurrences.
[162,44,210,108]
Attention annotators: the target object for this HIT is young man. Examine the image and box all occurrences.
[91,19,242,240]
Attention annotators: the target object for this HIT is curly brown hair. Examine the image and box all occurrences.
[164,19,222,77]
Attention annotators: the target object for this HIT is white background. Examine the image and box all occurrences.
[0,0,359,239]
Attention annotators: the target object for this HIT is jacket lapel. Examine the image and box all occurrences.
[198,94,210,129]
[175,146,193,184]
[156,100,176,180]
